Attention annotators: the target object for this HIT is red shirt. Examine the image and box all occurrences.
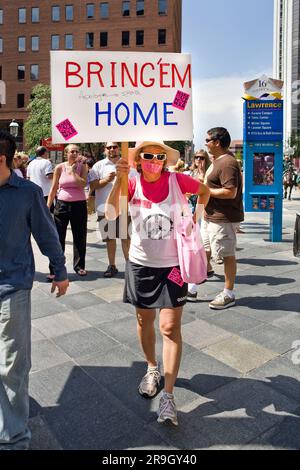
[128,172,200,202]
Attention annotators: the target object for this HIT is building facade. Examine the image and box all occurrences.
[273,0,300,142]
[0,0,182,147]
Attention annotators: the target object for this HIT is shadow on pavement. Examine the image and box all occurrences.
[28,362,300,450]
[210,273,296,287]
[238,259,298,267]
[238,293,300,313]
[34,270,125,283]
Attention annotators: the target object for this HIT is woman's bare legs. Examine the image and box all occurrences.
[159,306,183,394]
[136,308,157,367]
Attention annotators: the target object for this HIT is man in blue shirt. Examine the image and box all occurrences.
[0,130,69,450]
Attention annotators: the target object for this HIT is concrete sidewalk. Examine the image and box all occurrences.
[28,192,300,450]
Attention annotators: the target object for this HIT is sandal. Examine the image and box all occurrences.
[76,269,87,276]
[103,265,118,278]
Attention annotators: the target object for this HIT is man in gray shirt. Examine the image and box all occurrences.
[0,130,69,449]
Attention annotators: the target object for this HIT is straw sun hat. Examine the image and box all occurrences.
[128,141,179,168]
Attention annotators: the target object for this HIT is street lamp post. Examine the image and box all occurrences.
[9,119,19,138]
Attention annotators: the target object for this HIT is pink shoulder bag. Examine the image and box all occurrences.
[170,173,207,284]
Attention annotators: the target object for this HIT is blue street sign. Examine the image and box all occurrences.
[244,100,283,142]
[243,100,284,242]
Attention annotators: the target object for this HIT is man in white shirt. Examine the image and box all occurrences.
[27,146,54,209]
[27,145,55,280]
[89,142,130,277]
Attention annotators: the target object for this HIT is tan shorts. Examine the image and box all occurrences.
[201,220,238,258]
[97,214,131,241]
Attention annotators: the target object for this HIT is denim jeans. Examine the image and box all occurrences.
[0,290,31,450]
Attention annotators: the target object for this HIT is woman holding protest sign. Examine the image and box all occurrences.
[106,141,210,426]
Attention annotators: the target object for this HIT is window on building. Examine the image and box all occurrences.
[17,65,25,80]
[122,1,130,16]
[158,28,166,44]
[65,34,73,49]
[30,64,39,80]
[87,3,95,19]
[158,0,167,15]
[31,36,39,51]
[17,93,25,108]
[52,6,60,21]
[18,8,26,23]
[136,30,144,46]
[51,35,60,50]
[31,7,39,22]
[136,0,144,16]
[100,31,108,47]
[0,9,3,24]
[0,38,3,53]
[18,37,26,52]
[65,5,74,21]
[122,31,130,46]
[100,2,109,18]
[86,32,94,48]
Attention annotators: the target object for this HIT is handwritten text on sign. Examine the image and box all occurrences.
[51,51,193,143]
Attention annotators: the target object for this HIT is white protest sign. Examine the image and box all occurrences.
[51,51,193,143]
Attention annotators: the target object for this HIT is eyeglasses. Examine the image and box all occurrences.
[195,156,205,160]
[106,145,118,150]
[205,138,217,144]
[140,153,167,161]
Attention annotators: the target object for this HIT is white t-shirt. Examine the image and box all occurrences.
[129,174,178,267]
[27,157,53,196]
[89,158,137,215]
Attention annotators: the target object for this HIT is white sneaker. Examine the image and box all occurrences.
[209,292,235,310]
[138,365,161,398]
[157,392,178,426]
[187,291,197,302]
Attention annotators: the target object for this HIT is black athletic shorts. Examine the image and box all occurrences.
[124,260,188,309]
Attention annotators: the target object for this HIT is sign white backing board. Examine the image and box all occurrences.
[51,51,193,143]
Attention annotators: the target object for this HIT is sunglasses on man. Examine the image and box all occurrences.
[106,145,118,150]
[140,153,167,161]
[205,138,217,143]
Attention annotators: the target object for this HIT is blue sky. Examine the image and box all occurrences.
[182,0,274,146]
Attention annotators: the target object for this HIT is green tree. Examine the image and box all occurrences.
[164,140,191,155]
[235,150,242,162]
[24,84,52,154]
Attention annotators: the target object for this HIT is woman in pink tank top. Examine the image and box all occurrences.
[48,144,88,276]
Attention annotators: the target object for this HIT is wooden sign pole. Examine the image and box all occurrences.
[120,142,129,239]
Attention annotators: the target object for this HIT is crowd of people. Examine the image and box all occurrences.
[1,126,300,448]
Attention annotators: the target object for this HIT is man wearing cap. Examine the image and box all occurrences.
[89,142,131,277]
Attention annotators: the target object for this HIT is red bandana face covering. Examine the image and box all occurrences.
[141,160,163,175]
